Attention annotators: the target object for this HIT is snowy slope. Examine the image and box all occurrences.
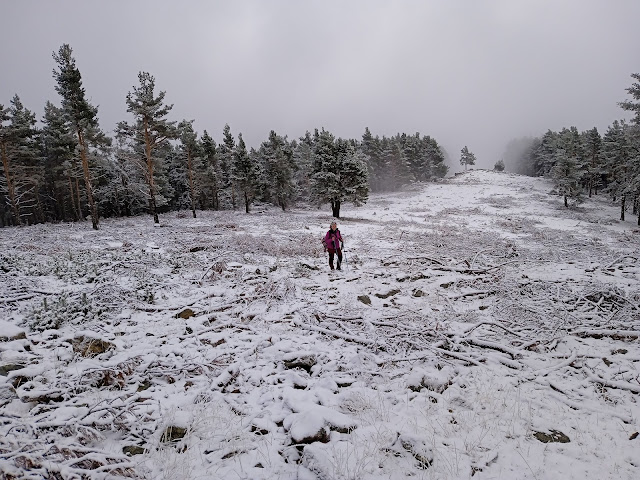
[0,170,639,480]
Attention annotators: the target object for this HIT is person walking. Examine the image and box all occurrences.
[323,221,344,270]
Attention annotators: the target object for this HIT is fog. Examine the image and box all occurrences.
[2,0,639,170]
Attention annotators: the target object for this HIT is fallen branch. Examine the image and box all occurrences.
[585,371,640,394]
[466,338,522,359]
[573,329,640,340]
[292,319,378,347]
[462,321,522,337]
[534,351,577,376]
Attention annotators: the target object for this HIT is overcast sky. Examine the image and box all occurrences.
[2,0,639,169]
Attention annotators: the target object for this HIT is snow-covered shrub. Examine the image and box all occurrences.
[27,291,103,331]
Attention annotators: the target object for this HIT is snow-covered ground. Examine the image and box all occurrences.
[1,170,639,480]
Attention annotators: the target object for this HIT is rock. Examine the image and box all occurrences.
[0,364,26,377]
[0,321,27,342]
[123,445,146,456]
[176,308,195,319]
[630,432,638,440]
[357,295,371,305]
[283,354,317,373]
[412,289,424,297]
[71,335,115,358]
[533,430,570,443]
[160,426,188,443]
[0,384,17,407]
[375,289,400,299]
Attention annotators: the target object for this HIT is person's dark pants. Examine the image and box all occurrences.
[328,248,342,270]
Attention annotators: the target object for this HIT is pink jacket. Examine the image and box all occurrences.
[323,228,343,251]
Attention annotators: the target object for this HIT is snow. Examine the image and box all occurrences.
[0,170,639,479]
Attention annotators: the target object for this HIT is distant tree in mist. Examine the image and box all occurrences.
[501,137,536,175]
[493,159,505,171]
[459,146,476,171]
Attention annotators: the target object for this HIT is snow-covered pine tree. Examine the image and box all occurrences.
[582,127,603,197]
[459,146,476,171]
[602,120,629,220]
[260,130,295,211]
[199,130,220,210]
[361,127,384,192]
[178,120,200,218]
[423,136,448,179]
[232,133,259,213]
[533,130,558,176]
[618,72,640,125]
[310,129,368,218]
[40,101,77,221]
[116,72,179,224]
[551,128,583,207]
[292,132,314,202]
[618,72,640,224]
[218,124,236,209]
[52,44,107,230]
[383,137,412,190]
[0,96,41,226]
[0,101,21,225]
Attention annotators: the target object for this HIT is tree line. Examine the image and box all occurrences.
[0,44,449,229]
[502,73,640,224]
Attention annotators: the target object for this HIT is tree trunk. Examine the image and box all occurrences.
[331,199,341,218]
[564,195,568,208]
[68,176,79,221]
[187,148,197,218]
[245,191,250,213]
[0,142,22,226]
[620,195,625,221]
[143,119,159,224]
[76,128,99,230]
[75,176,83,219]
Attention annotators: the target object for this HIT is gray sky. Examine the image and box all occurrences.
[2,0,639,170]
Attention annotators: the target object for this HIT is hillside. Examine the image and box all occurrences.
[1,170,639,480]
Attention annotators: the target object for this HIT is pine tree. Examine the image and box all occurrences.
[116,72,178,224]
[292,132,314,202]
[52,44,107,230]
[199,130,220,210]
[311,129,368,218]
[552,128,583,207]
[178,120,200,218]
[0,96,40,226]
[218,124,236,209]
[582,127,603,197]
[534,130,558,176]
[619,72,640,125]
[259,130,295,211]
[232,133,259,213]
[602,121,629,220]
[40,101,77,221]
[361,127,384,192]
[0,102,21,225]
[459,146,476,171]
